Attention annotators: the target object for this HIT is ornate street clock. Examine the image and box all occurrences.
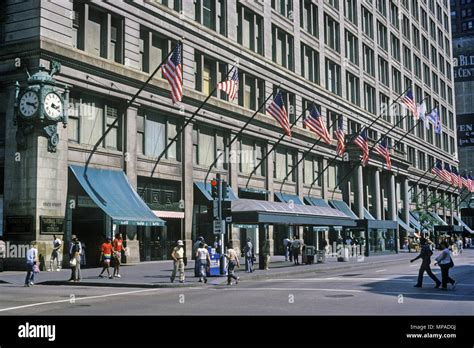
[14,60,68,152]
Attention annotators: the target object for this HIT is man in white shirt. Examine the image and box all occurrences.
[25,242,38,287]
[50,235,62,271]
[195,242,211,283]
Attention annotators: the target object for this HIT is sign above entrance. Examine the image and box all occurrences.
[40,216,64,234]
[213,220,224,235]
[5,216,34,234]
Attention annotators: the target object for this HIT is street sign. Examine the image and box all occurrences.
[213,220,224,234]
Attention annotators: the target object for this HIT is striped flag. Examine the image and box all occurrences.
[163,41,183,104]
[354,128,369,166]
[461,172,470,191]
[335,116,345,157]
[400,88,418,117]
[217,66,239,101]
[468,173,474,192]
[267,90,291,137]
[451,167,462,189]
[432,160,452,183]
[374,137,391,170]
[304,105,332,144]
[443,163,454,185]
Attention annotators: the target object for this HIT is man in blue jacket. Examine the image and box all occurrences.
[410,237,441,288]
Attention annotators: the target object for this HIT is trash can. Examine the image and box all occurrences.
[305,246,315,264]
[316,250,326,263]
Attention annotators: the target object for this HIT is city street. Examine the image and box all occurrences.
[0,250,472,316]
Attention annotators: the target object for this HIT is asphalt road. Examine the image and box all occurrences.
[0,251,472,315]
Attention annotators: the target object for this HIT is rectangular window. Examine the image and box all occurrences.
[274,147,296,182]
[74,2,124,64]
[238,70,265,111]
[412,26,420,49]
[325,14,340,52]
[301,43,320,83]
[402,15,410,40]
[272,25,294,71]
[304,156,321,185]
[140,27,173,74]
[139,109,181,161]
[237,4,264,55]
[377,21,388,50]
[403,46,412,70]
[423,64,430,86]
[390,1,399,28]
[377,0,387,16]
[193,125,226,169]
[345,30,358,64]
[194,51,227,99]
[380,93,390,122]
[379,57,389,87]
[239,137,265,176]
[391,34,400,61]
[364,83,375,114]
[392,68,402,94]
[362,6,374,38]
[344,0,357,24]
[195,0,227,35]
[418,151,426,170]
[414,56,422,79]
[300,0,318,37]
[271,0,293,18]
[346,72,360,106]
[363,45,375,76]
[326,59,341,96]
[150,0,181,11]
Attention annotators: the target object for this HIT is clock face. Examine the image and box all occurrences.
[19,91,39,118]
[44,92,63,120]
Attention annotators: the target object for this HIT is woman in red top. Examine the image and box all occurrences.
[113,233,124,278]
[98,238,113,279]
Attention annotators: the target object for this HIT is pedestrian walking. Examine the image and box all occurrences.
[24,241,38,287]
[113,233,124,278]
[224,241,240,285]
[410,237,441,288]
[283,237,290,261]
[292,239,301,265]
[49,235,62,271]
[98,238,114,279]
[69,235,82,282]
[288,237,293,262]
[195,242,210,283]
[262,239,271,270]
[171,240,185,283]
[193,236,204,277]
[434,241,456,290]
[456,238,463,254]
[244,237,254,273]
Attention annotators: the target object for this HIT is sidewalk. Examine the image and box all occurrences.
[1,250,466,288]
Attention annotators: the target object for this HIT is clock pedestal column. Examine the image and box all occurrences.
[4,87,68,270]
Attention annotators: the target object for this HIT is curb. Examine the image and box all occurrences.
[38,280,209,289]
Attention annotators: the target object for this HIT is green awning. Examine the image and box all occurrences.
[275,193,304,205]
[70,165,165,226]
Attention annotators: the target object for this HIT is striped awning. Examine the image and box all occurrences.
[153,211,185,219]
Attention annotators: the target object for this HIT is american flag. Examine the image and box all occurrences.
[461,172,470,191]
[374,137,391,170]
[335,116,345,157]
[354,128,369,166]
[217,66,239,101]
[163,41,183,104]
[450,166,462,189]
[468,173,474,192]
[267,90,291,137]
[443,163,454,185]
[400,88,418,117]
[304,105,332,144]
[432,160,451,183]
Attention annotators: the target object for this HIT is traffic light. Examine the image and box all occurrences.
[222,180,229,200]
[211,178,218,199]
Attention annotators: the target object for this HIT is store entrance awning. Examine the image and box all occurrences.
[397,216,415,234]
[70,165,165,226]
[194,182,238,201]
[275,193,304,205]
[329,200,397,229]
[409,212,421,231]
[453,216,474,235]
[231,199,356,226]
[429,212,448,226]
[304,196,332,208]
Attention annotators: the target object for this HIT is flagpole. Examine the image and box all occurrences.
[279,117,339,194]
[244,102,313,189]
[307,86,410,196]
[141,64,237,196]
[84,39,182,174]
[203,87,279,186]
[408,164,435,192]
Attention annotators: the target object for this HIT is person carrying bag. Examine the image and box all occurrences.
[434,241,456,290]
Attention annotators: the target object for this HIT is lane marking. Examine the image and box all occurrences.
[263,277,474,286]
[0,288,161,313]
[375,269,386,273]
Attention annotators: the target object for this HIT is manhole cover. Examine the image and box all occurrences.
[341,274,363,277]
[325,294,354,298]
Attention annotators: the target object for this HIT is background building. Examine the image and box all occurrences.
[0,0,461,267]
[451,0,474,227]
